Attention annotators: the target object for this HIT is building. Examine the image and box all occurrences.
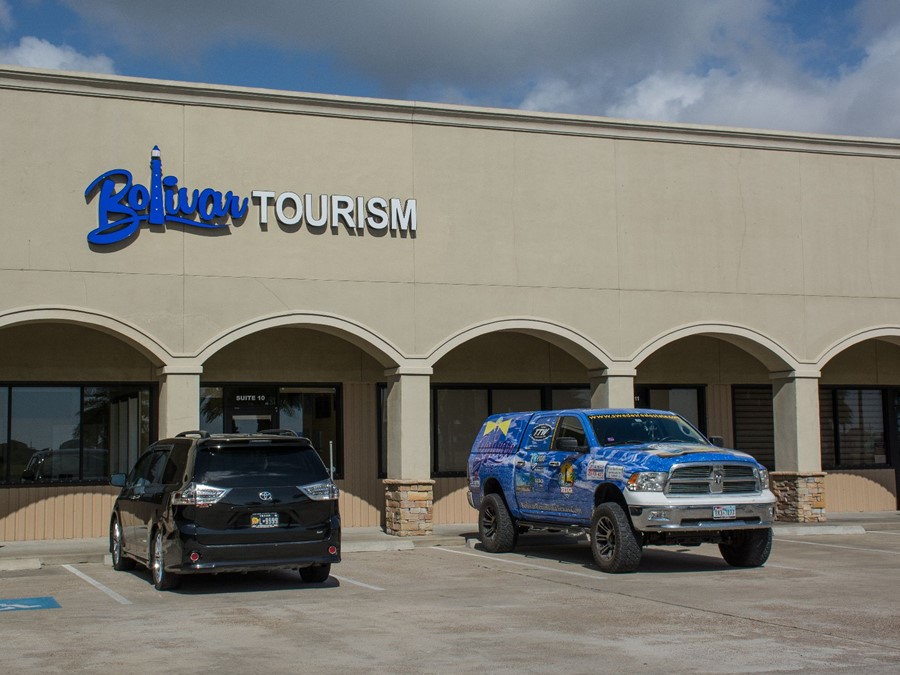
[1,65,898,541]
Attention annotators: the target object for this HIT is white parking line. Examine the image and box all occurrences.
[777,539,900,555]
[868,530,900,536]
[430,546,605,580]
[62,565,132,605]
[330,574,384,591]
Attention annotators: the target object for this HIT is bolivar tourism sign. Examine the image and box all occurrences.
[84,146,417,246]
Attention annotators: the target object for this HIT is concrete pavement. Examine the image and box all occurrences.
[1,512,898,571]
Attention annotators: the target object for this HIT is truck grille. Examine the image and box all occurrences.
[665,463,759,495]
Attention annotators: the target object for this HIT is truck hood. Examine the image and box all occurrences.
[600,443,759,471]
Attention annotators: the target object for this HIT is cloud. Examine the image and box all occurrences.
[0,36,115,73]
[33,0,900,138]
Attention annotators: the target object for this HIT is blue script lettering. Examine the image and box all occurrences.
[84,146,248,246]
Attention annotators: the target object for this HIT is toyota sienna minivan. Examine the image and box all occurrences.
[109,430,340,590]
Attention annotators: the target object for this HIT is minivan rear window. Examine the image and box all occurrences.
[193,445,329,487]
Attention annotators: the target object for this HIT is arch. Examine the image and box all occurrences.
[0,306,171,366]
[816,326,900,369]
[195,311,405,369]
[425,317,613,370]
[630,322,800,373]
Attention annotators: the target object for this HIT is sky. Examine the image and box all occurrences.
[1,0,899,139]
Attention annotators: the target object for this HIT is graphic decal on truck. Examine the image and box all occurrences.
[559,458,575,494]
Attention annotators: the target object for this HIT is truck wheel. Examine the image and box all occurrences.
[718,528,772,567]
[590,502,642,573]
[479,493,518,553]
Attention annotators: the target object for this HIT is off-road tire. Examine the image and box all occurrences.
[718,528,773,568]
[479,493,518,553]
[110,517,135,571]
[150,529,181,591]
[300,563,331,583]
[590,502,643,573]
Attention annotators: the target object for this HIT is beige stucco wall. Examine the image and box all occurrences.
[2,67,900,369]
[1,66,899,536]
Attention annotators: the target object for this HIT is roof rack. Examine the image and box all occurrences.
[175,430,211,439]
[257,428,299,437]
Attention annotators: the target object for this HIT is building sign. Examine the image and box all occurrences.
[84,147,417,246]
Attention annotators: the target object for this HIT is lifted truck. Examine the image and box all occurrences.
[467,408,777,573]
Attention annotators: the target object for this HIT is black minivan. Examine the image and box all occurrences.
[109,430,340,590]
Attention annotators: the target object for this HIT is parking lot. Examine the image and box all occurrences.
[2,529,899,675]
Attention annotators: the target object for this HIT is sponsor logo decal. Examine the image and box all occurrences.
[531,424,553,441]
[606,465,625,481]
[484,418,512,436]
[587,460,607,480]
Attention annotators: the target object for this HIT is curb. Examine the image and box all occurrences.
[773,524,866,537]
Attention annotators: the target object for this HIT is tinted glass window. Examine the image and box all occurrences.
[590,413,706,447]
[554,416,587,450]
[193,444,328,487]
[127,450,157,488]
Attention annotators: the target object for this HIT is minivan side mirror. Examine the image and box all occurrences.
[110,473,126,487]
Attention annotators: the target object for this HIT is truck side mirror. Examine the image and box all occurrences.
[556,437,580,451]
[708,436,725,448]
[110,473,126,487]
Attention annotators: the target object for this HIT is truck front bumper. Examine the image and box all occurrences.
[628,500,776,533]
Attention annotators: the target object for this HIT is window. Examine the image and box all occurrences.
[554,416,587,450]
[199,384,342,477]
[634,385,706,433]
[820,388,888,468]
[732,386,775,469]
[1,384,154,485]
[431,384,590,476]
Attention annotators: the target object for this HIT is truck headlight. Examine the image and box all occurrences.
[756,467,769,490]
[626,472,668,492]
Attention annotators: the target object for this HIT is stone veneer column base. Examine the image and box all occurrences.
[383,479,435,536]
[770,472,827,523]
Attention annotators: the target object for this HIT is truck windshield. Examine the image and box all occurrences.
[589,413,707,447]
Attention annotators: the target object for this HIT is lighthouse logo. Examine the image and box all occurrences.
[84,146,248,246]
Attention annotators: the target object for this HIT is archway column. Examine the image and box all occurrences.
[771,369,826,522]
[589,366,636,409]
[383,364,434,536]
[157,363,203,439]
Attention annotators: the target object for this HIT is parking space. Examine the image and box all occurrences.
[1,533,898,674]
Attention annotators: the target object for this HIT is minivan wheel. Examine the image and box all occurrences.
[110,518,135,571]
[150,529,181,591]
[299,563,331,583]
[479,493,518,553]
[590,502,642,573]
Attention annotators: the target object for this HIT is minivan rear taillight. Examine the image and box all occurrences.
[298,480,339,501]
[172,483,231,506]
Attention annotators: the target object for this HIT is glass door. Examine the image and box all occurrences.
[224,386,278,434]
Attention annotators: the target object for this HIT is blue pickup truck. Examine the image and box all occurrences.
[467,408,777,573]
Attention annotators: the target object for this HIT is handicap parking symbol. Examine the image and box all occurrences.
[0,596,60,612]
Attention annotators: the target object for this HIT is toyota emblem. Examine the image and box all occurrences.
[259,491,273,502]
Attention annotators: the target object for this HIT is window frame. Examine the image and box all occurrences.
[819,386,892,470]
[200,382,345,479]
[0,381,157,486]
[430,383,590,478]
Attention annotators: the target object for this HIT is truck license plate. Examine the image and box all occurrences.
[713,505,736,520]
[251,513,279,528]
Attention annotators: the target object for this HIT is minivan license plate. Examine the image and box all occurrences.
[251,513,279,528]
[713,505,736,520]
